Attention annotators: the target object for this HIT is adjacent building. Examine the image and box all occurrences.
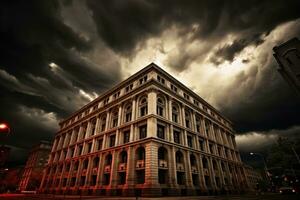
[244,165,262,191]
[40,63,248,196]
[18,141,52,191]
[273,37,300,95]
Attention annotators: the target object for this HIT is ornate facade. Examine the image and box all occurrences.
[40,63,248,196]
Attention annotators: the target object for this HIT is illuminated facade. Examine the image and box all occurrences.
[40,63,247,196]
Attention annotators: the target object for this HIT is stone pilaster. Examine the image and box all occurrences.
[144,142,160,196]
[123,146,135,196]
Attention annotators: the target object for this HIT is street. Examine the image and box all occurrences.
[0,194,299,200]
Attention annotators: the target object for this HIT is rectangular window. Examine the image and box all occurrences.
[173,130,181,144]
[109,135,116,147]
[125,112,132,122]
[118,172,126,185]
[157,106,163,116]
[183,93,190,100]
[104,97,109,105]
[171,84,177,93]
[193,99,199,106]
[157,124,165,139]
[77,145,83,156]
[125,83,133,93]
[140,106,147,117]
[157,75,165,84]
[90,119,96,136]
[187,135,193,148]
[139,75,148,85]
[139,125,147,139]
[91,175,97,186]
[97,139,103,150]
[123,130,130,144]
[87,142,92,153]
[209,144,214,154]
[199,139,205,151]
[113,91,120,99]
[93,105,98,111]
[112,118,118,127]
[80,176,86,186]
[172,113,178,123]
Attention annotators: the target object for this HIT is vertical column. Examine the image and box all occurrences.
[168,146,177,187]
[129,125,134,142]
[147,89,157,115]
[169,125,174,142]
[124,146,135,194]
[145,142,159,186]
[198,154,207,191]
[85,121,92,139]
[168,97,172,121]
[95,116,101,135]
[96,154,104,186]
[208,157,217,191]
[181,105,186,127]
[105,111,110,132]
[110,150,118,188]
[117,105,123,126]
[184,151,193,188]
[96,155,104,187]
[131,98,137,121]
[84,157,92,186]
[191,110,196,132]
[147,117,157,138]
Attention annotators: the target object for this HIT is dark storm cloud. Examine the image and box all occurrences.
[211,35,265,65]
[86,0,300,60]
[0,0,122,156]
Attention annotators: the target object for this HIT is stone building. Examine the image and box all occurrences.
[273,37,300,95]
[39,63,248,196]
[244,165,262,191]
[18,141,52,191]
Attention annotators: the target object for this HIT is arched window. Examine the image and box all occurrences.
[195,114,201,133]
[90,118,97,136]
[221,162,226,172]
[124,103,132,122]
[158,147,167,160]
[120,151,127,163]
[172,103,180,123]
[190,154,196,166]
[93,157,99,168]
[106,154,112,165]
[136,147,145,160]
[157,96,165,117]
[100,114,107,132]
[202,157,208,169]
[111,108,119,128]
[212,160,218,171]
[176,151,183,163]
[73,161,79,171]
[139,97,148,117]
[65,162,70,171]
[83,159,89,169]
[185,109,191,129]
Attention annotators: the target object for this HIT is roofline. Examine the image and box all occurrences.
[60,62,233,125]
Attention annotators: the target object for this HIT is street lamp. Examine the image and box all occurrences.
[0,123,11,134]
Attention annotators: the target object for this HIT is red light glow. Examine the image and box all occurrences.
[0,123,8,129]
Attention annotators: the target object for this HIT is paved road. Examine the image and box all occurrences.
[0,194,299,200]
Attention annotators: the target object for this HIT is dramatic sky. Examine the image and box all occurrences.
[1,0,300,165]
